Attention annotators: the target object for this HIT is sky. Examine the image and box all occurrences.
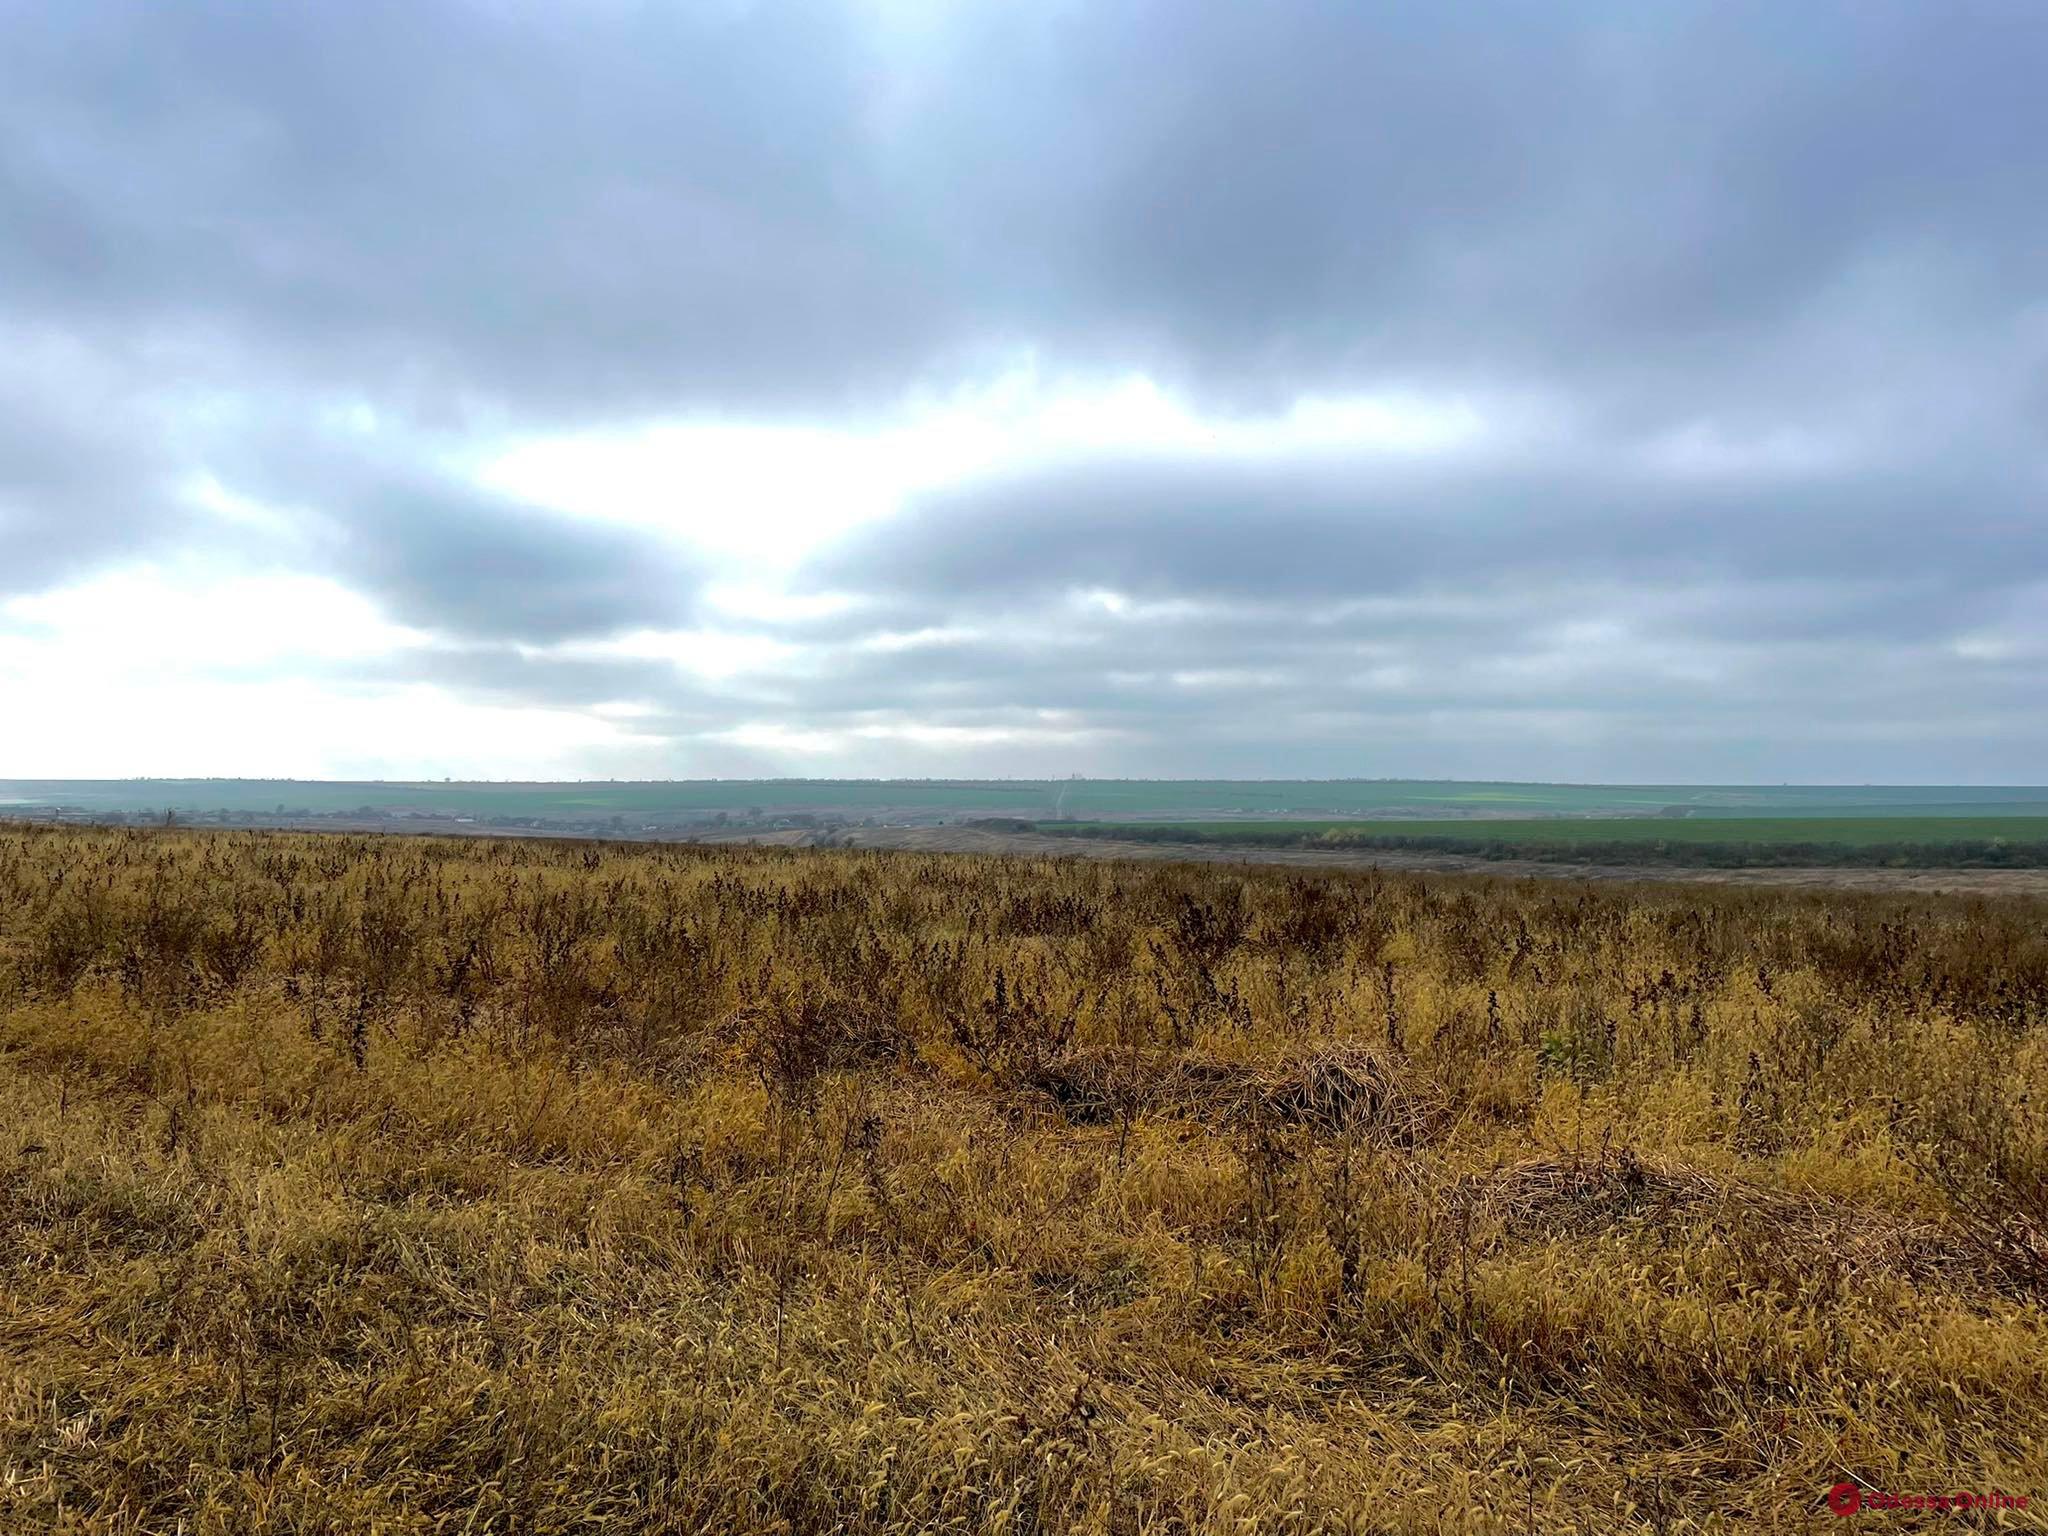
[2,0,2043,783]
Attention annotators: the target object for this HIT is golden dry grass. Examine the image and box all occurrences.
[1,825,2044,1532]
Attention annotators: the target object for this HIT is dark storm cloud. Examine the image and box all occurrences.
[2,0,2043,774]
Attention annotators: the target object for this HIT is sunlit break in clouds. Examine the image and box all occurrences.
[2,1,2044,780]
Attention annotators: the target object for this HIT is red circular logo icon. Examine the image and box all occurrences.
[1828,1483,1863,1516]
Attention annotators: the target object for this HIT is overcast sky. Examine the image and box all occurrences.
[2,0,2043,782]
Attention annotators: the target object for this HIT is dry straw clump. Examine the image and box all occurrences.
[0,825,2045,1533]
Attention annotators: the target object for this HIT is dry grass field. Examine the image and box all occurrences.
[1,826,2044,1532]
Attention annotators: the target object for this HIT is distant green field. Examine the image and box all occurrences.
[7,778,2048,824]
[1044,816,2048,846]
[1036,816,2048,868]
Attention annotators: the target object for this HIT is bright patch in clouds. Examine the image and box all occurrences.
[703,584,866,625]
[476,373,1497,566]
[712,716,1120,762]
[0,565,651,777]
[4,566,429,668]
[1,670,645,782]
[545,627,801,681]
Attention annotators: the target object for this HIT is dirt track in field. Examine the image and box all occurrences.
[727,824,2048,898]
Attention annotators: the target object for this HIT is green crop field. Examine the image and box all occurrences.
[1036,816,2048,868]
[1044,816,2048,845]
[7,778,2048,825]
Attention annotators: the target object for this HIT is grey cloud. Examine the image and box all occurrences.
[0,336,200,596]
[3,0,2045,777]
[4,1,2042,420]
[0,337,704,644]
[817,450,2038,623]
[859,1,2048,418]
[321,473,699,644]
[0,0,941,422]
[330,644,740,741]
[764,429,2045,778]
